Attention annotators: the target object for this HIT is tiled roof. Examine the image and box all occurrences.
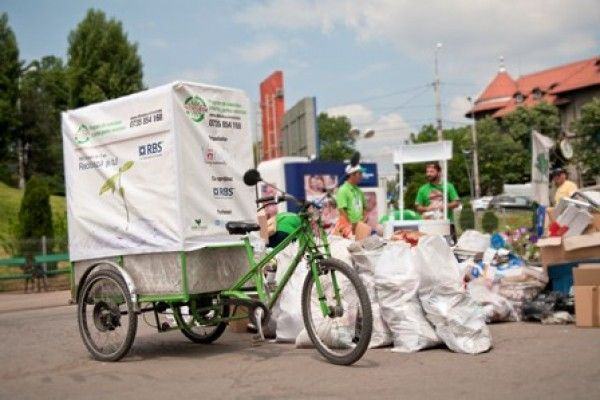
[467,56,600,117]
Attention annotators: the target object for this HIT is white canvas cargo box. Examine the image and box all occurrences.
[62,81,256,263]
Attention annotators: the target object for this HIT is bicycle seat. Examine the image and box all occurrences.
[225,221,261,235]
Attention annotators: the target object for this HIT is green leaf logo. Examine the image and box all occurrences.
[99,160,135,227]
[184,95,208,123]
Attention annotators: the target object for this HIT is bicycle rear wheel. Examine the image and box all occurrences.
[301,258,372,365]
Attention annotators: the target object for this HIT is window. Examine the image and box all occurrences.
[515,93,524,103]
[532,88,543,100]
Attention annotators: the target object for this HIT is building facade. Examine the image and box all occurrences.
[467,56,600,131]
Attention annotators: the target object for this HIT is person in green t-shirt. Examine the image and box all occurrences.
[335,165,367,230]
[415,162,460,221]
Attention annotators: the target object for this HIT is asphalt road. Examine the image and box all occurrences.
[1,303,599,400]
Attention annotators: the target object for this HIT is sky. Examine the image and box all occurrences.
[3,0,600,176]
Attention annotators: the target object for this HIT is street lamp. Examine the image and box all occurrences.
[462,149,474,199]
[467,96,481,198]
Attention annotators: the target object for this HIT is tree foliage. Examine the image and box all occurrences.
[20,56,68,193]
[481,209,499,233]
[459,200,475,231]
[0,13,21,170]
[18,176,54,253]
[573,98,600,178]
[67,9,143,107]
[317,112,355,161]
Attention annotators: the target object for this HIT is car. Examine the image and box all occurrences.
[490,195,533,211]
[471,196,493,211]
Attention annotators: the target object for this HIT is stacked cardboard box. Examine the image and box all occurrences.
[573,264,600,327]
[537,200,600,269]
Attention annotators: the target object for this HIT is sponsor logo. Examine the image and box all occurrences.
[184,96,208,123]
[138,141,163,159]
[212,176,233,182]
[212,187,234,199]
[203,147,225,165]
[74,120,125,145]
[75,124,91,144]
[217,209,232,215]
[191,218,207,231]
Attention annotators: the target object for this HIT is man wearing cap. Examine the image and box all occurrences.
[552,167,578,205]
[335,164,366,235]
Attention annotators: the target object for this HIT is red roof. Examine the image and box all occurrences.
[467,56,600,118]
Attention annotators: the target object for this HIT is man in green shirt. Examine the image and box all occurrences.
[336,165,367,232]
[415,162,460,221]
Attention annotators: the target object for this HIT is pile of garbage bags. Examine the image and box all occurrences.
[276,234,492,355]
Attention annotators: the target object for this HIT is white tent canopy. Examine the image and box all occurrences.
[393,141,453,230]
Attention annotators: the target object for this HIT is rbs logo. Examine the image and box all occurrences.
[212,187,234,198]
[139,141,163,157]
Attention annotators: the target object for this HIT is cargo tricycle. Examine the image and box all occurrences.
[74,169,373,365]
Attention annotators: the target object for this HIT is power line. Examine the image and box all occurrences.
[323,83,431,110]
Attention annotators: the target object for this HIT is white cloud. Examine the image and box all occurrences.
[234,38,284,63]
[326,102,413,176]
[325,103,374,125]
[448,96,471,123]
[165,67,220,84]
[236,0,600,84]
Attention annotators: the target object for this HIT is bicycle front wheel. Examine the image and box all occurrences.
[301,258,372,365]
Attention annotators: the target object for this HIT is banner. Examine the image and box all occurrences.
[62,82,255,261]
[531,130,554,206]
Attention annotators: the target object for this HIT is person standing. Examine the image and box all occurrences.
[551,167,578,205]
[335,164,366,236]
[415,162,460,220]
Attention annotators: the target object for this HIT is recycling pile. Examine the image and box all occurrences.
[455,230,549,320]
[276,234,493,354]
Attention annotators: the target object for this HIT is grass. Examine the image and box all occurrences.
[455,208,534,235]
[0,182,67,257]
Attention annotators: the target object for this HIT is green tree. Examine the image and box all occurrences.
[459,200,475,231]
[20,56,68,193]
[0,13,22,182]
[477,117,529,194]
[317,112,355,161]
[573,98,600,179]
[67,9,143,107]
[18,176,54,254]
[501,102,561,179]
[481,209,499,233]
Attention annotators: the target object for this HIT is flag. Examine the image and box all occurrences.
[531,130,554,206]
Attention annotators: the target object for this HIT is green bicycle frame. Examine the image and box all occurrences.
[222,212,340,318]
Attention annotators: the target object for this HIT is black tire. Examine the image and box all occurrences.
[173,304,229,344]
[301,258,372,365]
[77,269,137,362]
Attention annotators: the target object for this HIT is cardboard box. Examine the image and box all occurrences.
[574,265,600,285]
[574,286,600,327]
[584,213,600,234]
[537,233,600,268]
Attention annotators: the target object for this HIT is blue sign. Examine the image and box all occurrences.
[283,161,378,212]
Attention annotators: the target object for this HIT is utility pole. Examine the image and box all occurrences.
[434,43,443,141]
[468,96,481,198]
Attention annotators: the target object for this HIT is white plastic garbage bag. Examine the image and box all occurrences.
[416,235,492,354]
[456,230,491,253]
[374,243,440,353]
[272,242,307,342]
[467,279,517,323]
[359,272,394,348]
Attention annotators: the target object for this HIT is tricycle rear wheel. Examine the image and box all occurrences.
[77,269,137,361]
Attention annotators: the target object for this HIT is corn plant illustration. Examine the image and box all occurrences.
[99,161,135,230]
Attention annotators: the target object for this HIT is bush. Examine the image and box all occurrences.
[482,210,499,233]
[18,175,54,254]
[459,200,475,231]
